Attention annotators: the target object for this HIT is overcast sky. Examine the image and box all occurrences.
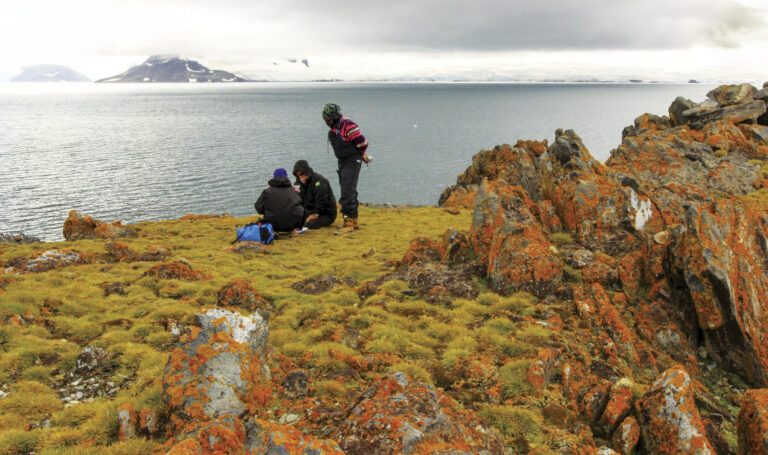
[1,0,767,82]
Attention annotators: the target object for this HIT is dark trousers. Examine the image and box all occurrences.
[304,213,334,229]
[337,158,361,219]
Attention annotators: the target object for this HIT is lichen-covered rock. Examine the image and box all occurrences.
[707,83,758,107]
[117,403,137,440]
[598,380,634,435]
[668,199,768,386]
[243,418,344,454]
[139,408,159,436]
[76,345,113,374]
[737,389,768,455]
[612,416,640,455]
[216,280,267,310]
[635,366,714,454]
[5,249,98,273]
[335,372,504,454]
[142,261,210,281]
[469,180,562,297]
[165,415,246,455]
[226,241,270,255]
[162,308,270,435]
[63,210,137,241]
[0,233,41,244]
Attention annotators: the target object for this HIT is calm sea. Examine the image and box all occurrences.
[1,82,717,241]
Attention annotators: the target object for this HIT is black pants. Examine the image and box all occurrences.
[337,158,361,219]
[304,213,334,229]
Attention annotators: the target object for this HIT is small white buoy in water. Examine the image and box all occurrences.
[413,124,418,128]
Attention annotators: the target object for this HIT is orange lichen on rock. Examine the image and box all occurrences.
[143,261,211,281]
[63,209,138,240]
[635,366,715,454]
[737,389,768,455]
[216,280,268,310]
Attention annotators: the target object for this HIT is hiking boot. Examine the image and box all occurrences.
[335,216,358,235]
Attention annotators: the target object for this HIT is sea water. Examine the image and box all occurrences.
[0,82,717,241]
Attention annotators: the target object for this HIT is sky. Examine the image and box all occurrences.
[1,0,767,83]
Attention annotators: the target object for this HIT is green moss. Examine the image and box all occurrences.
[550,232,575,246]
[499,359,533,398]
[518,325,552,345]
[479,404,543,444]
[562,264,583,283]
[389,362,434,385]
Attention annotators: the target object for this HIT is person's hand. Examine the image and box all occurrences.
[306,214,319,222]
[362,153,372,163]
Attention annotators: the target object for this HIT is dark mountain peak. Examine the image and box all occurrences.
[96,55,247,83]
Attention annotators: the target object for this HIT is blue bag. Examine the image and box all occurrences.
[234,223,274,244]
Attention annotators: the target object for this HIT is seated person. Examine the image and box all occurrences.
[254,168,304,231]
[292,160,337,229]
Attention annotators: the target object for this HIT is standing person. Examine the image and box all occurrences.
[322,103,371,234]
[292,159,337,229]
[254,168,304,232]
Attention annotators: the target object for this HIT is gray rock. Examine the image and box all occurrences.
[707,83,757,106]
[283,369,308,399]
[669,96,696,126]
[161,308,270,422]
[76,346,112,374]
[684,100,767,126]
[0,233,42,244]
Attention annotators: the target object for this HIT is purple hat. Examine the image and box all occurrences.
[273,168,288,179]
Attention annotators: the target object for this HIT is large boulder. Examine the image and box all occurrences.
[635,366,715,454]
[162,309,270,439]
[737,389,768,455]
[63,210,137,241]
[706,83,758,107]
[335,372,504,454]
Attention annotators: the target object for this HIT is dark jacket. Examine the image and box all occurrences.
[254,177,304,231]
[292,160,337,221]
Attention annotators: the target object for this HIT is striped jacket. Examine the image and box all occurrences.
[331,117,368,155]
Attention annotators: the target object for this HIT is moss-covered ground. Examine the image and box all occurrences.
[0,206,552,453]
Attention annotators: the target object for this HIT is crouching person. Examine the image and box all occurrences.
[254,168,304,232]
[292,160,337,229]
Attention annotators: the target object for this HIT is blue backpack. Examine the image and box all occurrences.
[234,223,274,244]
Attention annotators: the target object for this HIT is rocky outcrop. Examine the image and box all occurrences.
[63,210,137,241]
[425,83,768,451]
[335,372,504,454]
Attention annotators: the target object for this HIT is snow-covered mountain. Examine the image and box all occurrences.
[96,55,247,83]
[11,65,91,82]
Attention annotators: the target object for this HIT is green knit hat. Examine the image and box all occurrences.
[322,103,341,120]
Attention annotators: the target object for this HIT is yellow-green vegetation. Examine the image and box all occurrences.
[0,205,556,452]
[549,232,575,247]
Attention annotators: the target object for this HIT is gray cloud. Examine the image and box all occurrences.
[281,0,765,51]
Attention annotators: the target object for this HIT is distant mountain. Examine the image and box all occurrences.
[11,65,91,82]
[97,55,247,83]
